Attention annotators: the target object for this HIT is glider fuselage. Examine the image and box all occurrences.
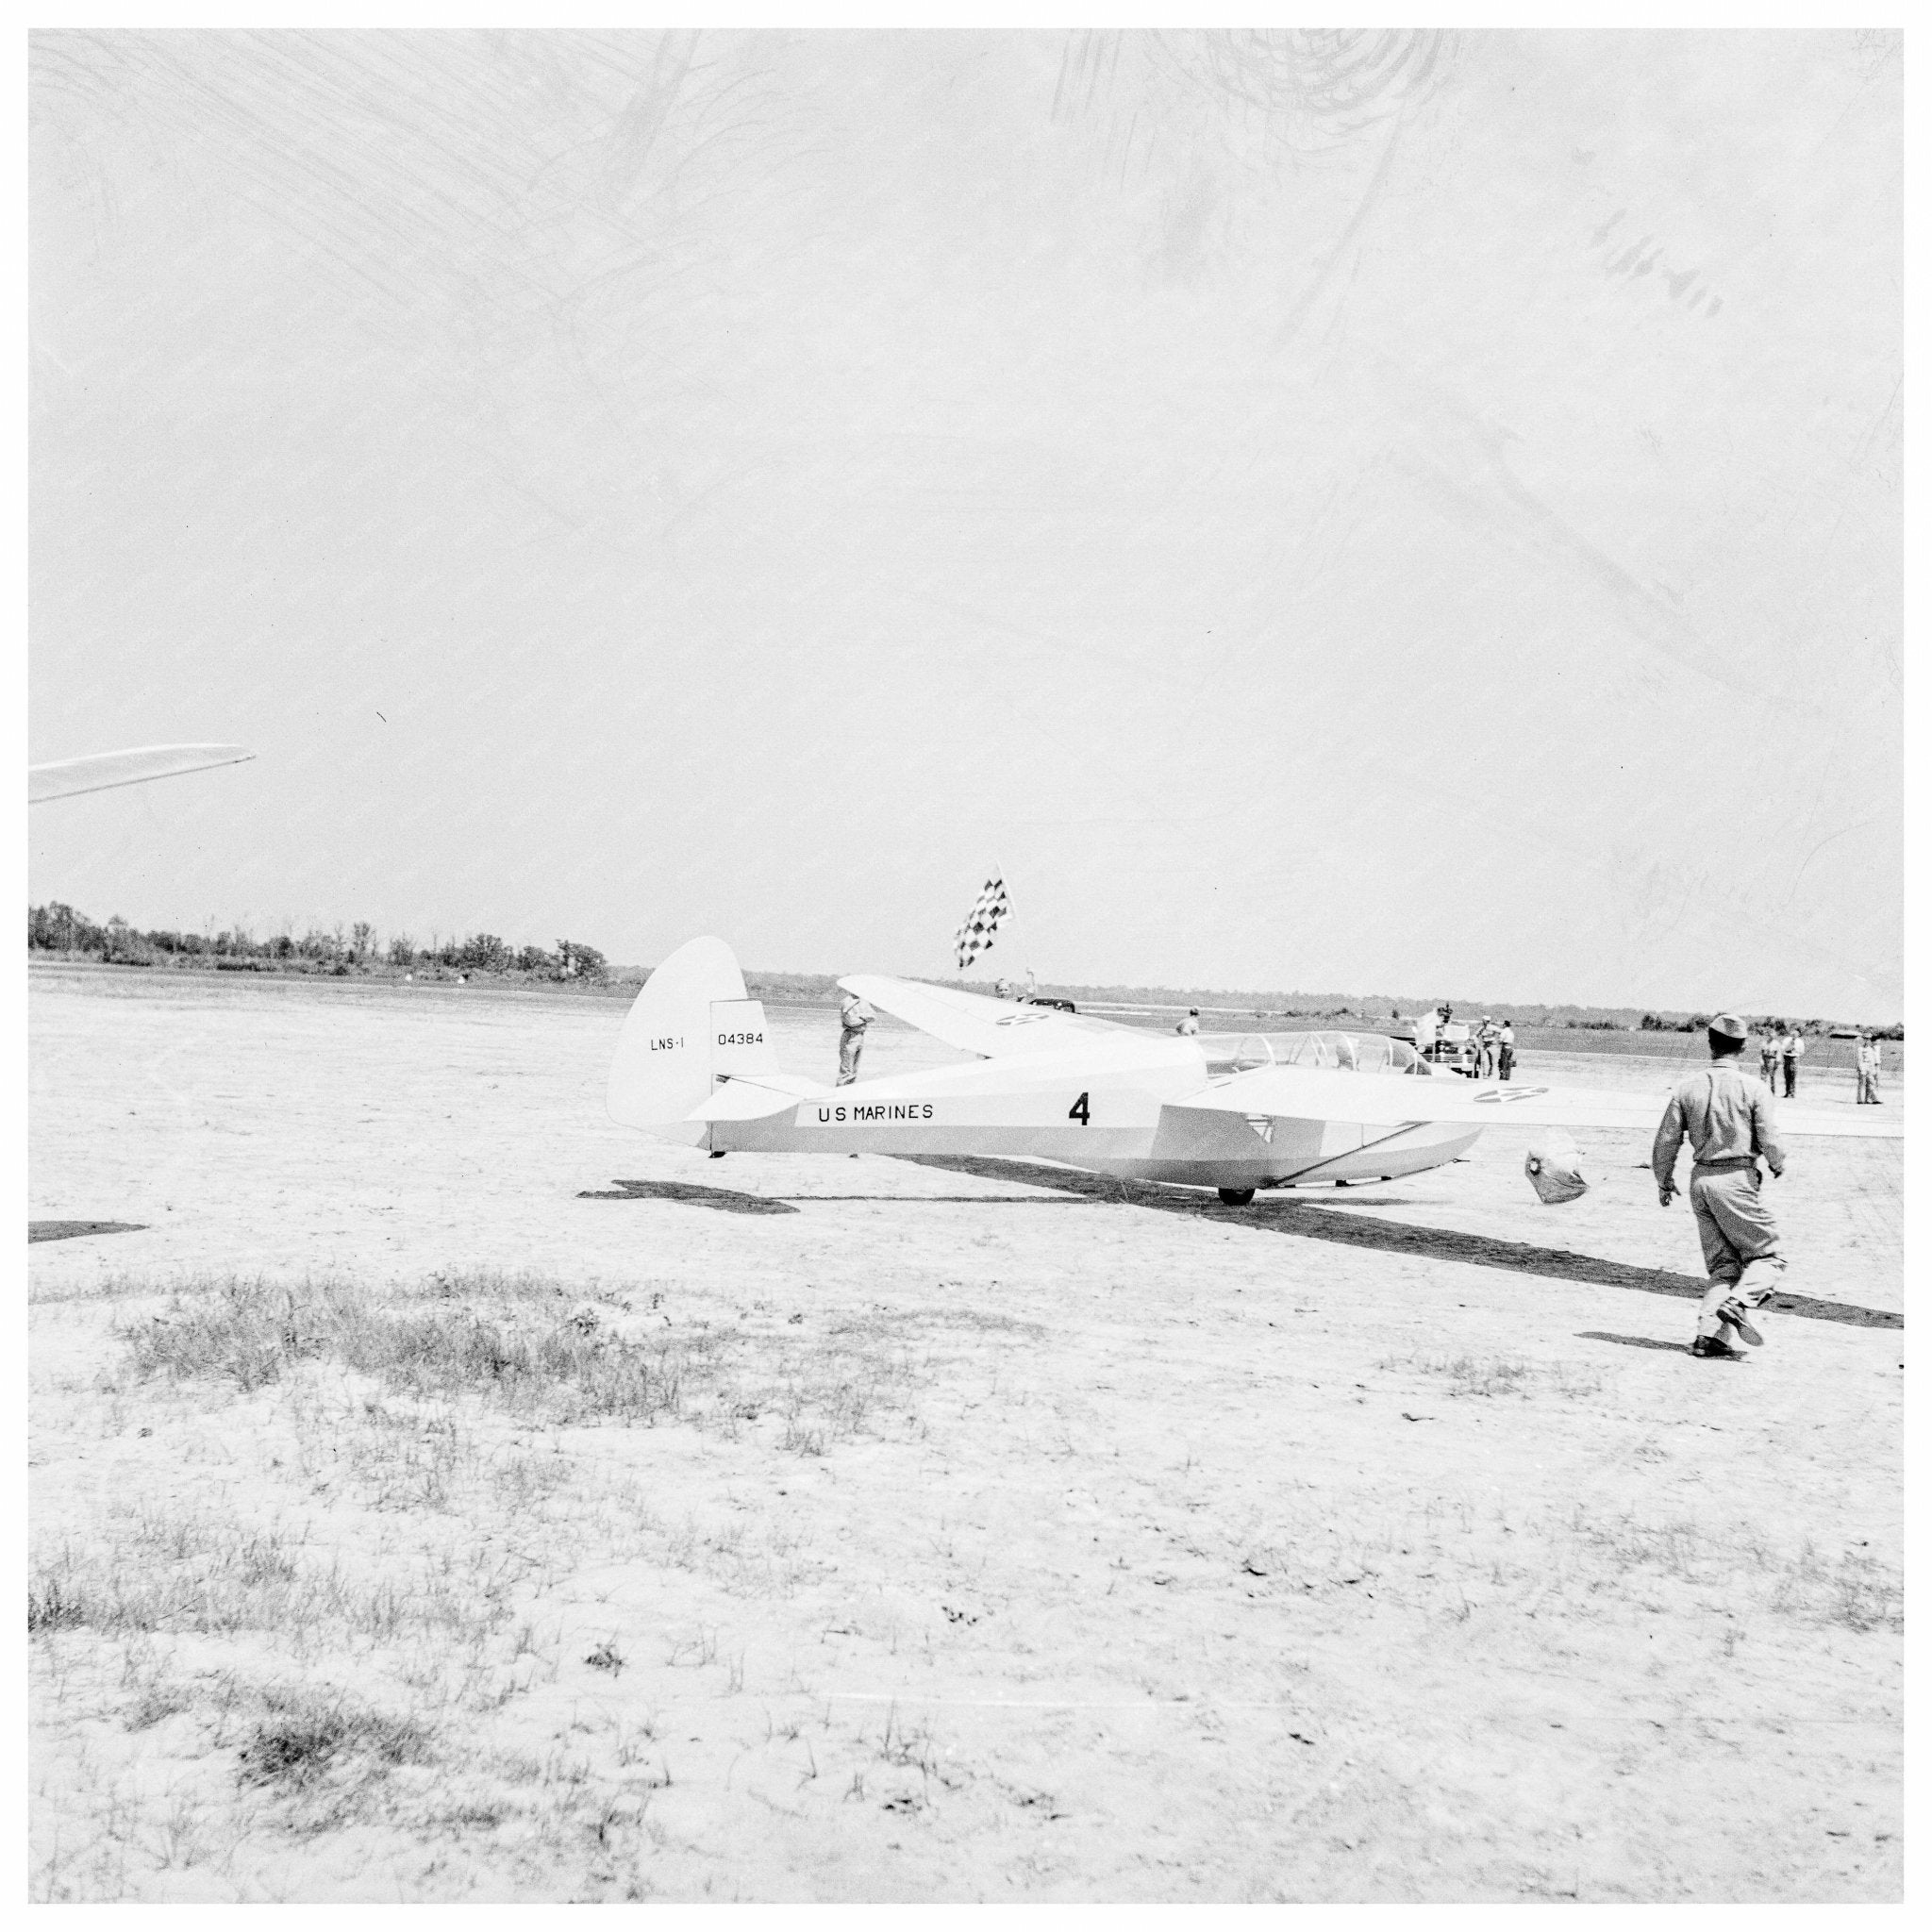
[708,1041,1482,1188]
[608,940,1898,1201]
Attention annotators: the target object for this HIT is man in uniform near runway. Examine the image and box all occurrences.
[1780,1024,1805,1097]
[1175,1008,1201,1037]
[1856,1031,1883,1105]
[1652,1011,1787,1360]
[837,989,875,1086]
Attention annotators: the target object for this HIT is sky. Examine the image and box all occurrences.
[28,29,1903,1018]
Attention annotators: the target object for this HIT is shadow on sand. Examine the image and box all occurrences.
[583,1177,1095,1212]
[1576,1330,1696,1356]
[774,1194,1088,1206]
[579,1180,799,1216]
[891,1155,1901,1332]
[29,1221,148,1245]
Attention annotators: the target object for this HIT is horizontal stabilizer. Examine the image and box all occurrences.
[691,1074,832,1122]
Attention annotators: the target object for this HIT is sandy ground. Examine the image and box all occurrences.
[28,963,1904,1902]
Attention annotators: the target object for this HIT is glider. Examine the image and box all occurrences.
[29,744,255,804]
[608,939,1901,1205]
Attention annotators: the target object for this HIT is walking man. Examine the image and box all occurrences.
[1758,1024,1780,1087]
[1652,1012,1786,1360]
[1496,1018,1516,1082]
[837,989,875,1086]
[1780,1024,1805,1098]
[1476,1015,1500,1078]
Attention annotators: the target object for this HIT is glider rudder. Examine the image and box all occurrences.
[608,936,780,1141]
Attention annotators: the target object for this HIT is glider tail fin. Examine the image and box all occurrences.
[608,936,783,1142]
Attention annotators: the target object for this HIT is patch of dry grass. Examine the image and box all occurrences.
[1377,1352,1606,1400]
[110,1270,923,1453]
[31,1263,1900,1903]
[237,1687,431,1790]
[28,1270,960,1900]
[28,1507,523,1659]
[1572,1511,1903,1634]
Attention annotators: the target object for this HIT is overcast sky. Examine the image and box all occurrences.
[29,29,1902,1017]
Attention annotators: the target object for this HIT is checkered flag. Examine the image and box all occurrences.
[954,874,1010,972]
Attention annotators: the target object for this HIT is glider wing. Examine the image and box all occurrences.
[838,974,1129,1059]
[1182,1065,1900,1139]
[29,744,255,804]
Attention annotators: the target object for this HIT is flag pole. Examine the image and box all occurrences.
[993,856,1009,990]
[991,859,1031,994]
[999,859,1031,993]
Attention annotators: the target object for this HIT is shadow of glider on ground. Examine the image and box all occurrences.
[581,1178,1092,1213]
[580,1179,801,1214]
[28,1221,148,1244]
[889,1155,1901,1332]
[579,1157,1896,1332]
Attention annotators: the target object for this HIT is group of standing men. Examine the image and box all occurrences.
[1753,1021,1887,1103]
[1755,1022,1807,1098]
[1475,1015,1515,1080]
[1413,1007,1515,1079]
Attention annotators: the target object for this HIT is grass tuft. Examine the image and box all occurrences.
[113,1270,920,1449]
[238,1689,430,1789]
[1574,1511,1903,1633]
[1380,1353,1605,1400]
[28,1574,89,1634]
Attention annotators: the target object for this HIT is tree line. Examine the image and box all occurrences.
[27,903,608,982]
[1636,1009,1901,1040]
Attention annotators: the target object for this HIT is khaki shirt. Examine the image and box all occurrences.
[840,996,874,1034]
[1652,1062,1785,1185]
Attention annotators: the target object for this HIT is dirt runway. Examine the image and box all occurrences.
[29,964,1904,1901]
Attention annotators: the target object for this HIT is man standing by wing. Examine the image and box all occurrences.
[1652,1012,1787,1360]
[838,990,876,1086]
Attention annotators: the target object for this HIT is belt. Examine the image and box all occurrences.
[1692,1156,1759,1174]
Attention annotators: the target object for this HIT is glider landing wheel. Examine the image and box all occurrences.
[1217,1187,1256,1208]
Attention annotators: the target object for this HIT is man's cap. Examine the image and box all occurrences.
[1707,1012,1748,1042]
[1188,1007,1200,1014]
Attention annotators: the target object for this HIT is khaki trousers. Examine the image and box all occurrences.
[1690,1165,1785,1339]
[838,1029,865,1086]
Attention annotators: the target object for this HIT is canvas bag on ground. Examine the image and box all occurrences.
[1524,1130,1589,1204]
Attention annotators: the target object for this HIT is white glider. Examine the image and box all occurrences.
[610,938,1901,1205]
[29,743,255,804]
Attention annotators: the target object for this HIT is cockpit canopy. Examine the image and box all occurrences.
[1197,1030,1433,1077]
